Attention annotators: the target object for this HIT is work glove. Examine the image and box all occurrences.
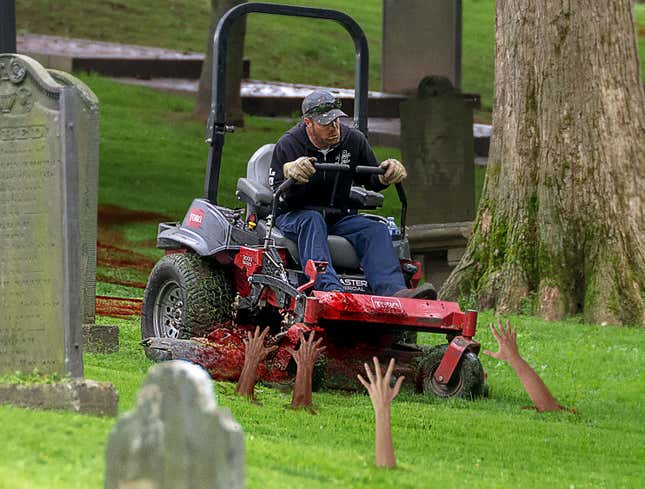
[283,156,316,184]
[378,158,407,185]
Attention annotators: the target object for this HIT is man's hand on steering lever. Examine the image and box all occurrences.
[378,158,407,185]
[283,156,317,184]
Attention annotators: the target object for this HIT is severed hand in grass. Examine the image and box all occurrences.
[235,326,278,401]
[286,330,326,411]
[357,357,405,468]
[484,319,566,413]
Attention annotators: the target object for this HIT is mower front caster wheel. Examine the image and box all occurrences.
[416,343,485,399]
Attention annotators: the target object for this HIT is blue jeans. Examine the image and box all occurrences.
[275,210,406,296]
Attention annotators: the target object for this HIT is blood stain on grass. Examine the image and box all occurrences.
[97,204,173,297]
[96,295,142,319]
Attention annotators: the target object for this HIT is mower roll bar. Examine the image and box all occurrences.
[204,2,370,204]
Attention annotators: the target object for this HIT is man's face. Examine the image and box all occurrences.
[305,117,340,149]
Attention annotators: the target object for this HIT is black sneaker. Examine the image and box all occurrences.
[393,283,437,300]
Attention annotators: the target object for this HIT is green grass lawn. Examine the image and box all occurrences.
[1,74,643,488]
[16,0,645,113]
[1,312,643,488]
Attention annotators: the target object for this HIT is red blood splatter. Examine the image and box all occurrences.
[187,323,315,384]
[96,204,172,287]
[98,205,171,226]
[96,296,142,318]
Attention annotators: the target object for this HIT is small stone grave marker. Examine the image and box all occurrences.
[400,75,475,289]
[105,360,244,489]
[400,75,475,225]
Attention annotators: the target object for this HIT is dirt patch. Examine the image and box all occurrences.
[95,273,148,290]
[98,242,157,274]
[98,204,171,226]
[97,204,173,286]
[97,204,173,318]
[96,296,142,319]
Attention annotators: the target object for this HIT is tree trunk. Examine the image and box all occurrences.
[194,0,246,126]
[441,0,645,326]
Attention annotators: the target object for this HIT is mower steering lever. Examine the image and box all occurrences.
[311,162,385,175]
[268,163,352,245]
[354,165,385,175]
[275,177,296,195]
[275,162,351,193]
[354,165,407,237]
[313,162,351,172]
[269,161,407,241]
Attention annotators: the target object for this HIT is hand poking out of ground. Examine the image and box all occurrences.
[484,319,570,413]
[286,330,326,413]
[235,326,278,402]
[358,357,404,468]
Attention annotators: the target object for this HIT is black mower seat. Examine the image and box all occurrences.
[236,144,361,271]
[255,220,360,270]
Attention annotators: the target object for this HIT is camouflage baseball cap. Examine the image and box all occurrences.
[302,90,348,125]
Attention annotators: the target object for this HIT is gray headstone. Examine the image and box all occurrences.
[105,360,244,489]
[0,54,93,377]
[382,0,461,94]
[48,70,99,327]
[400,76,475,225]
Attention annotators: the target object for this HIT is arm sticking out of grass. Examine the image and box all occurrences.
[484,320,565,412]
[358,357,405,469]
[286,330,326,412]
[235,326,278,401]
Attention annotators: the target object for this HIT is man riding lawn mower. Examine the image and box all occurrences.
[140,2,486,399]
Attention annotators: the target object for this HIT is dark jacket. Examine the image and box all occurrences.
[269,122,386,216]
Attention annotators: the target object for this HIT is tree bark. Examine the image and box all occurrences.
[441,0,645,326]
[194,0,246,126]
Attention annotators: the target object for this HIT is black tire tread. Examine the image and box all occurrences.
[416,343,485,399]
[141,252,233,339]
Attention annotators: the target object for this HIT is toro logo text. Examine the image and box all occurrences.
[187,208,205,229]
[370,296,404,314]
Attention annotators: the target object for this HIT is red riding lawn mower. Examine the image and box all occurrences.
[141,2,486,399]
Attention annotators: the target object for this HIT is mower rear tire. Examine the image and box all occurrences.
[416,343,485,399]
[141,252,233,340]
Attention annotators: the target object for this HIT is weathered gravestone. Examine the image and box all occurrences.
[400,76,475,288]
[382,0,461,94]
[105,360,244,489]
[0,54,117,414]
[46,69,118,353]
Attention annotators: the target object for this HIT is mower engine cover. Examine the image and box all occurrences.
[156,198,259,255]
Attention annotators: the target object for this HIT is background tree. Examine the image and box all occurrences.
[194,0,246,126]
[441,0,645,326]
